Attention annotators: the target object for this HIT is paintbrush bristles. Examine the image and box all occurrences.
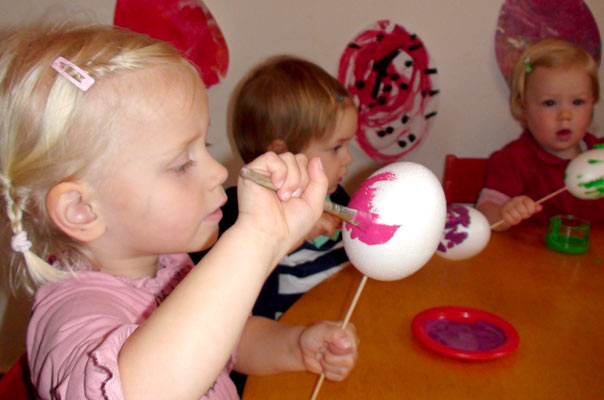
[324,200,358,225]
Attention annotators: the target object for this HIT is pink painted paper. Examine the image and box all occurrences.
[114,0,229,88]
[338,20,439,164]
[495,0,601,85]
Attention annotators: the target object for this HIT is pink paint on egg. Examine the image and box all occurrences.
[345,171,401,245]
[342,162,446,281]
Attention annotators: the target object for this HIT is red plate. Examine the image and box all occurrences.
[412,306,519,360]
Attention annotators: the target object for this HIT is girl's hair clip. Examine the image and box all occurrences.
[51,57,95,91]
[333,90,344,102]
[523,57,533,73]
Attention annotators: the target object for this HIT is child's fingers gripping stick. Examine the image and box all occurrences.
[267,152,308,201]
[240,151,321,201]
[297,156,328,211]
[502,195,542,226]
[299,321,359,381]
[304,213,343,242]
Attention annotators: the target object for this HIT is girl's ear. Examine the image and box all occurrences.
[267,139,289,154]
[46,182,106,242]
[514,96,528,121]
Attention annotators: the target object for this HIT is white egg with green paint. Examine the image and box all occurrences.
[565,147,604,200]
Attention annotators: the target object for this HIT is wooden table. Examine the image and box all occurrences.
[242,226,604,399]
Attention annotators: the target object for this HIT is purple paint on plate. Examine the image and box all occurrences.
[425,319,507,352]
[345,171,401,245]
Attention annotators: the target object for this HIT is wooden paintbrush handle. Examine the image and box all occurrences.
[240,167,278,190]
[323,200,358,224]
[240,167,358,225]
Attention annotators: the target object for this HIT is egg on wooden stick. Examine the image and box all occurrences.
[309,161,446,400]
[564,147,604,199]
[342,161,447,281]
[436,204,491,260]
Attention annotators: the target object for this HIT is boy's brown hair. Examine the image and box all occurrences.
[510,38,600,125]
[232,55,354,163]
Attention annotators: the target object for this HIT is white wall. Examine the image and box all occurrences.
[1,0,603,369]
[205,0,604,188]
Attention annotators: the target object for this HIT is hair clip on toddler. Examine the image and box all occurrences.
[51,57,95,91]
[523,57,533,74]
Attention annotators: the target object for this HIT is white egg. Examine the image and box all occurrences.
[436,205,491,260]
[342,162,446,281]
[565,148,604,199]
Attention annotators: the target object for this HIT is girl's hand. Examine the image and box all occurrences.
[298,321,359,381]
[236,152,328,261]
[304,213,343,243]
[287,213,343,254]
[501,195,543,227]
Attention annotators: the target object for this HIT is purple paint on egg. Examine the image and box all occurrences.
[438,205,471,253]
[345,171,401,245]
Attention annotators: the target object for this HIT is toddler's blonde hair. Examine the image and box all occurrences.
[0,24,198,294]
[510,38,600,124]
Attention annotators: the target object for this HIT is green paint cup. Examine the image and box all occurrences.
[545,215,590,254]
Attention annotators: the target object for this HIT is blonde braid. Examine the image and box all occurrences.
[1,174,65,294]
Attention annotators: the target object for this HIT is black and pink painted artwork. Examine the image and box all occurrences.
[495,0,601,85]
[114,0,229,88]
[338,20,439,164]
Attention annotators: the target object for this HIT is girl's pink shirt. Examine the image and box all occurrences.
[26,254,239,400]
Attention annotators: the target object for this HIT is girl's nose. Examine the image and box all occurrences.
[207,156,228,188]
[558,107,572,121]
[340,145,353,166]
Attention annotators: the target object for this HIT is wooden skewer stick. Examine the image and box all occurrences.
[489,186,567,229]
[309,274,368,400]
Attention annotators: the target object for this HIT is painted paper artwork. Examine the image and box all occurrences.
[338,20,439,164]
[495,0,601,85]
[114,0,229,88]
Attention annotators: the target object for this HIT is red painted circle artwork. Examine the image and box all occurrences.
[114,0,229,88]
[338,20,439,164]
[495,0,601,85]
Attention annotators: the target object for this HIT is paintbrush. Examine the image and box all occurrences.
[240,167,374,231]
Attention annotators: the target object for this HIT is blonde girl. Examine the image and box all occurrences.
[1,24,358,399]
[477,38,602,229]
